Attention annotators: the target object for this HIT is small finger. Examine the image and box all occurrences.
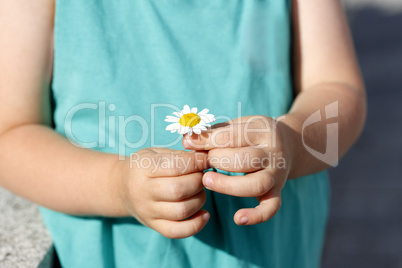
[202,169,274,197]
[152,210,210,239]
[182,116,271,150]
[149,172,204,201]
[234,190,282,225]
[207,147,269,173]
[135,151,209,178]
[153,190,206,221]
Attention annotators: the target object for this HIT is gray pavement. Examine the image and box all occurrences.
[1,0,401,267]
[323,1,402,267]
[0,187,51,268]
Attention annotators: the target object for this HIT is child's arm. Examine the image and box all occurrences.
[287,0,366,177]
[183,0,367,225]
[0,0,209,239]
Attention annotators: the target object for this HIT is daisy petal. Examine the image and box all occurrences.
[165,118,179,123]
[193,128,202,135]
[200,115,212,123]
[198,108,209,115]
[173,112,181,117]
[166,123,180,131]
[183,105,191,114]
[178,126,189,135]
[205,114,216,122]
[194,125,207,131]
[165,116,180,123]
[191,107,198,114]
[166,115,178,120]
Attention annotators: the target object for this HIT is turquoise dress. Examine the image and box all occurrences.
[40,0,330,267]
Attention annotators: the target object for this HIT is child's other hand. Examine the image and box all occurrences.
[182,116,292,226]
[116,148,210,239]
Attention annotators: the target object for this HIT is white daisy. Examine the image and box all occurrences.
[165,105,216,136]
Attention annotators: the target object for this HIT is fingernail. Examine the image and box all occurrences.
[203,212,210,222]
[204,176,213,188]
[240,217,248,225]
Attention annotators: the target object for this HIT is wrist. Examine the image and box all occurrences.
[105,155,131,217]
[275,114,302,179]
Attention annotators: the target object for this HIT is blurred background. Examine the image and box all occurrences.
[323,0,402,267]
[0,0,401,267]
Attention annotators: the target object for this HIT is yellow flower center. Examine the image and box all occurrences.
[179,113,201,127]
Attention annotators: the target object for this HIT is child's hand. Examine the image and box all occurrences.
[117,148,210,239]
[182,116,292,226]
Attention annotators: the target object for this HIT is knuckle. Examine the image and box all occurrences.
[266,175,275,190]
[272,198,282,214]
[255,209,265,224]
[255,148,266,160]
[251,178,270,196]
[215,130,230,147]
[168,183,186,200]
[140,155,158,177]
[146,170,157,178]
[175,203,191,219]
[190,220,199,236]
[237,150,247,162]
[133,203,152,223]
[260,198,282,223]
[169,166,182,176]
[224,131,233,146]
[142,164,154,177]
[164,156,181,176]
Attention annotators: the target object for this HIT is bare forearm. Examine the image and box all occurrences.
[0,124,128,217]
[283,82,366,179]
